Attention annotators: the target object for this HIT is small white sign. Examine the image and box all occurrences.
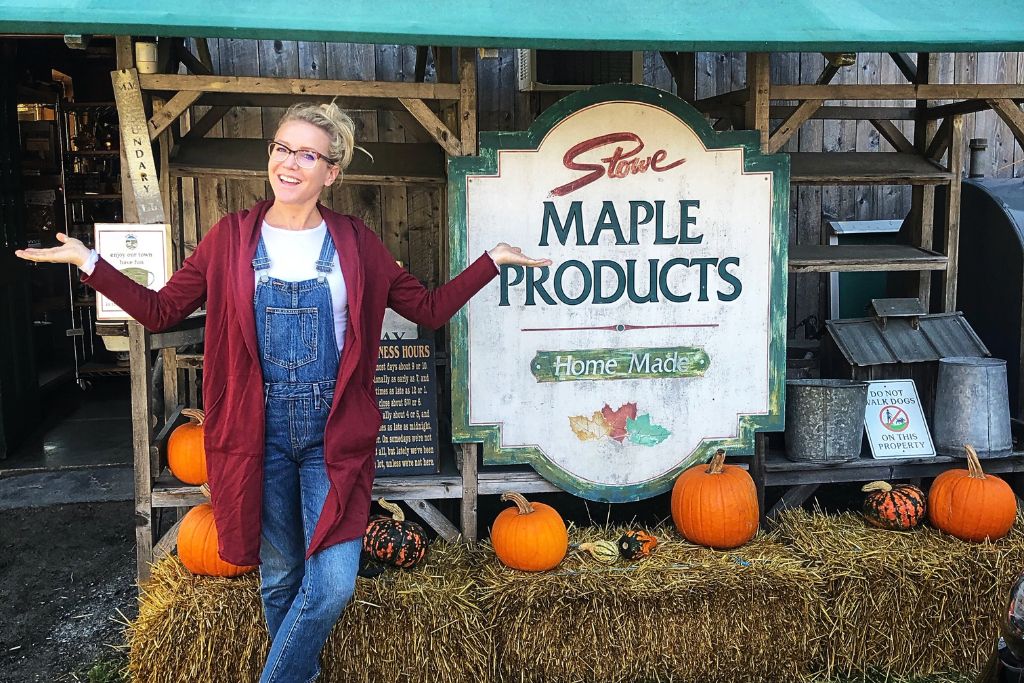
[864,380,935,459]
[94,223,172,321]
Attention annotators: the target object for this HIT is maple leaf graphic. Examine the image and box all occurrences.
[626,414,671,447]
[568,412,612,441]
[601,402,638,443]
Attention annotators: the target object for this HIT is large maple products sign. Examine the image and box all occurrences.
[450,85,788,501]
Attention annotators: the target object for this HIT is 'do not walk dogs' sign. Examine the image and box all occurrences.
[449,85,789,501]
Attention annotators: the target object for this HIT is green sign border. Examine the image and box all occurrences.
[448,83,789,502]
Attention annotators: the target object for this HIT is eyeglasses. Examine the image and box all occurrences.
[266,140,337,169]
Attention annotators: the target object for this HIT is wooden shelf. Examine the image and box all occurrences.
[763,450,1024,486]
[788,244,948,273]
[151,467,561,508]
[67,150,119,157]
[169,138,446,185]
[67,194,121,200]
[789,152,953,185]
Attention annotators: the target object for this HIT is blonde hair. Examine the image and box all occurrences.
[276,101,365,172]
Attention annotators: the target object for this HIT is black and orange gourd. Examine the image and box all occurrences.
[362,498,429,568]
[861,480,927,531]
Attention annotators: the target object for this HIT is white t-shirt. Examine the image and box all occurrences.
[257,220,348,354]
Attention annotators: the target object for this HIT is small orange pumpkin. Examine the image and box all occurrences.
[928,444,1017,542]
[671,448,759,549]
[491,492,568,571]
[177,503,256,577]
[168,408,207,485]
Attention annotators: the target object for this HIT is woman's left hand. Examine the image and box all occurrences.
[488,243,552,268]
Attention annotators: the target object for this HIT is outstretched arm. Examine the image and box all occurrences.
[16,231,209,332]
[385,241,550,329]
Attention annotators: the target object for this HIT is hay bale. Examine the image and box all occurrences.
[774,508,1024,681]
[128,542,489,683]
[476,525,821,683]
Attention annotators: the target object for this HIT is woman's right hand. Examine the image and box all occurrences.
[15,232,91,268]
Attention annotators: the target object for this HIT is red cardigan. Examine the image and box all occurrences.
[83,200,497,565]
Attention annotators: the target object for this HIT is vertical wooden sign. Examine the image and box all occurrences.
[111,68,165,224]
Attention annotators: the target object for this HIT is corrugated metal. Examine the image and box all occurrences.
[828,320,899,366]
[827,313,989,367]
[919,316,991,359]
[1,1,1024,51]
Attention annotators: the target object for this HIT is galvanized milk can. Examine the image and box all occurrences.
[933,356,1013,457]
[785,379,869,463]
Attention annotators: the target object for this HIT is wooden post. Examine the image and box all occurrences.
[460,442,479,543]
[744,52,771,152]
[911,53,937,311]
[751,432,767,526]
[457,48,477,156]
[944,115,964,312]
[130,322,155,582]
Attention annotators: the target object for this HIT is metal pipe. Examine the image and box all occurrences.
[969,138,988,178]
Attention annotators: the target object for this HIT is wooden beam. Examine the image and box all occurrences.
[888,52,918,82]
[869,118,916,154]
[659,51,696,101]
[988,98,1024,147]
[457,48,477,156]
[115,36,133,69]
[399,98,462,156]
[138,73,463,100]
[194,38,213,72]
[767,100,821,153]
[916,185,936,308]
[816,63,841,86]
[181,104,232,142]
[772,84,1024,101]
[692,88,748,113]
[152,515,184,560]
[414,45,429,83]
[130,322,155,582]
[745,53,771,151]
[148,90,202,140]
[771,105,917,121]
[767,484,820,519]
[176,42,212,75]
[926,98,1024,119]
[460,442,478,544]
[407,500,460,543]
[925,116,953,161]
[944,115,964,313]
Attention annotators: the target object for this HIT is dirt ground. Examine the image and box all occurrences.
[0,501,136,683]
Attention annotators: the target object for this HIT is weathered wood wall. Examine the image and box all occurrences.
[178,45,1024,333]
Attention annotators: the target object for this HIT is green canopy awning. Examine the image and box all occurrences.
[2,0,1024,51]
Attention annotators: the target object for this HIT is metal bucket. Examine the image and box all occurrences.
[933,356,1013,457]
[785,379,869,463]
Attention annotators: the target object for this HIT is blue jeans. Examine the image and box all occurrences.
[259,391,361,683]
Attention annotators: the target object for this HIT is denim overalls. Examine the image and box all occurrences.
[253,229,361,683]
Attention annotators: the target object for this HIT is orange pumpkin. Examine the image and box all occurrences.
[491,491,568,571]
[928,444,1017,542]
[671,448,759,549]
[168,408,207,485]
[177,503,256,577]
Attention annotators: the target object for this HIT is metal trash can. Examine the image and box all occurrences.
[785,379,869,463]
[933,356,1013,457]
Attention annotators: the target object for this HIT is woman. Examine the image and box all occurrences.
[16,101,549,682]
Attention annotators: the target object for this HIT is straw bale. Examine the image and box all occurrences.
[128,542,489,683]
[476,524,821,683]
[774,509,1024,681]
